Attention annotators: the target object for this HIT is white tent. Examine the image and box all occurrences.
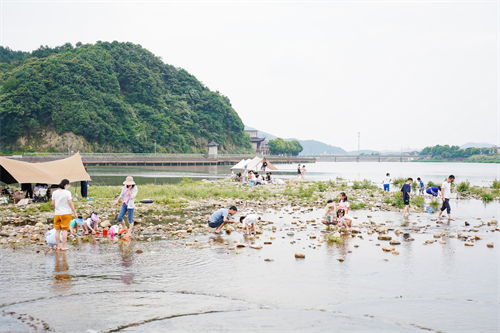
[231,158,252,171]
[231,157,277,171]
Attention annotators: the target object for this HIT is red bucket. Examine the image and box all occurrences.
[102,229,108,237]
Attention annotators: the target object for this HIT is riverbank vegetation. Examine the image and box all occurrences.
[418,145,499,163]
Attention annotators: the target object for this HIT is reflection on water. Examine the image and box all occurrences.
[0,199,498,332]
[119,241,134,285]
[52,251,71,292]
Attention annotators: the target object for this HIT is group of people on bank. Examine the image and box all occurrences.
[49,176,138,250]
[48,169,459,249]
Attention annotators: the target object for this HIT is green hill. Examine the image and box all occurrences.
[0,42,252,153]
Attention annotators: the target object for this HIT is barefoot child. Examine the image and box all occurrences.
[240,214,258,235]
[321,200,337,229]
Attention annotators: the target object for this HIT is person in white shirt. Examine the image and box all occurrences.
[336,209,353,228]
[51,179,78,251]
[240,214,258,235]
[438,175,455,220]
[382,173,391,194]
[338,192,350,214]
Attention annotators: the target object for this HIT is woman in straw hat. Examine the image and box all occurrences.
[115,176,138,237]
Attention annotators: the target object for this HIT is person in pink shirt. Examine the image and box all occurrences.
[115,176,138,237]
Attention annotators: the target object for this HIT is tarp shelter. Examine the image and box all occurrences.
[0,152,91,185]
[231,157,278,172]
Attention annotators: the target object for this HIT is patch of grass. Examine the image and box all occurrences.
[481,193,494,202]
[326,233,346,244]
[317,181,328,192]
[492,179,500,190]
[352,179,377,190]
[427,180,437,188]
[350,202,367,210]
[392,192,405,209]
[457,181,470,193]
[429,200,440,209]
[392,177,407,187]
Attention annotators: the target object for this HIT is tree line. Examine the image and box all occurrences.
[419,144,497,158]
[268,138,303,156]
[0,42,252,153]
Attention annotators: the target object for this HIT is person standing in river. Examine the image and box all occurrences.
[51,179,78,251]
[115,176,138,237]
[297,164,302,179]
[438,175,455,220]
[382,173,391,195]
[301,165,307,179]
[401,178,413,219]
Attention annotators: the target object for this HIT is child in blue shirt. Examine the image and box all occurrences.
[417,177,424,196]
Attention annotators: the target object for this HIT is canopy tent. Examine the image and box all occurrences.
[231,157,278,172]
[0,152,91,185]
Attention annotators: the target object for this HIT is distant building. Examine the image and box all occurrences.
[493,145,500,154]
[245,129,269,155]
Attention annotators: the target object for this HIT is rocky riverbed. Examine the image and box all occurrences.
[0,179,498,250]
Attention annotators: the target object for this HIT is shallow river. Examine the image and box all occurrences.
[86,162,498,187]
[0,199,498,332]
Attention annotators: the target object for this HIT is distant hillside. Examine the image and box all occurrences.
[460,142,495,149]
[245,126,346,155]
[0,42,252,153]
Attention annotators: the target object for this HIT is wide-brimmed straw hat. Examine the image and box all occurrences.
[123,176,136,185]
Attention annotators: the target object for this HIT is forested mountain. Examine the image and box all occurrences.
[0,42,252,153]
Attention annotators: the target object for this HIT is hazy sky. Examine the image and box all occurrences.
[1,0,498,152]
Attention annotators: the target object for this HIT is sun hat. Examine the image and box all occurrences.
[123,176,136,185]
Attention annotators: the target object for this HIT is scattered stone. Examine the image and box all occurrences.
[392,251,399,255]
[250,244,262,249]
[236,243,247,248]
[135,249,143,254]
[382,246,395,252]
[354,244,359,248]
[264,258,274,262]
[389,240,400,245]
[295,252,305,259]
[264,242,272,245]
[439,240,446,244]
[378,235,392,241]
[464,242,474,246]
[487,243,494,248]
[337,257,345,262]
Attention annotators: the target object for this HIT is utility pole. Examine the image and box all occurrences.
[67,137,70,155]
[358,132,360,156]
[154,140,157,155]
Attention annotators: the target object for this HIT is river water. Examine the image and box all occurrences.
[86,162,499,187]
[1,162,499,332]
[0,199,498,332]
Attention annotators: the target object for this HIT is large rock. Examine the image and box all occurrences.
[100,220,111,228]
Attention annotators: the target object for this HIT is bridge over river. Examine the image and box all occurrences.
[16,153,431,166]
[19,153,315,166]
[306,155,431,162]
